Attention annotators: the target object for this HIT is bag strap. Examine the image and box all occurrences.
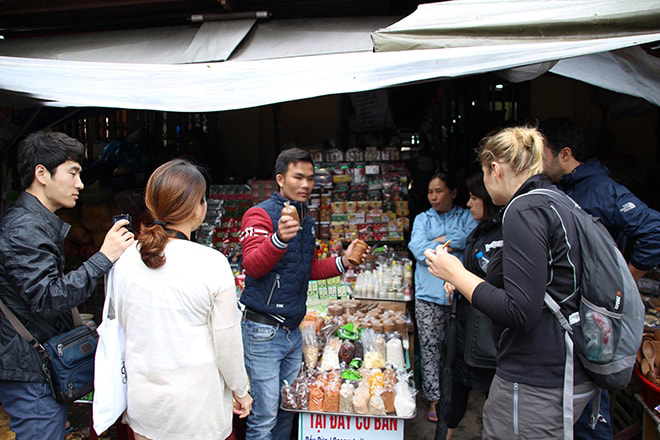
[71,307,83,327]
[0,297,42,350]
[0,298,83,350]
[102,270,116,321]
[544,293,574,440]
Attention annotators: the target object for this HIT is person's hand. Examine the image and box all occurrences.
[432,236,453,252]
[277,213,300,242]
[444,282,456,304]
[423,244,464,282]
[342,239,368,267]
[99,220,135,263]
[233,391,253,418]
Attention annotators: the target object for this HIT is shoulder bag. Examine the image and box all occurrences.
[0,299,97,404]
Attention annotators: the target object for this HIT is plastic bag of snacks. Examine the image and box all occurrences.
[382,368,397,414]
[319,337,341,371]
[362,329,386,369]
[323,377,341,412]
[294,379,310,410]
[302,321,319,369]
[281,380,297,409]
[352,380,371,414]
[368,386,387,416]
[394,371,417,417]
[308,383,325,412]
[386,333,405,370]
[339,382,355,413]
[339,340,356,364]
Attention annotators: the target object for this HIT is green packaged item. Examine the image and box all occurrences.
[349,358,362,369]
[336,322,361,341]
[341,369,362,381]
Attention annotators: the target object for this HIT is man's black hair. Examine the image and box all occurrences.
[17,131,85,191]
[274,147,314,177]
[539,117,588,162]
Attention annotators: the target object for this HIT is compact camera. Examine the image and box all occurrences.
[112,213,134,233]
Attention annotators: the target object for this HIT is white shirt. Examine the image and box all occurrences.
[110,240,248,440]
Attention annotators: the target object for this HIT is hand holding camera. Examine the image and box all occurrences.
[101,214,135,262]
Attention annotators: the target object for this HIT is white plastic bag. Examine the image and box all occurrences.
[92,269,127,435]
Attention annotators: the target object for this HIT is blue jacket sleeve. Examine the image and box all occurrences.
[445,210,478,251]
[408,212,435,263]
[587,181,660,270]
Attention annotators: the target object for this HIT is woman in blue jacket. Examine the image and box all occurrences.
[408,171,477,422]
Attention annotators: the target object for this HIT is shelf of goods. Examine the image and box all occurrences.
[306,153,411,244]
[282,299,416,440]
[202,180,277,260]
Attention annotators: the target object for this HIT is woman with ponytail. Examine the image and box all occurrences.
[424,126,596,439]
[110,159,252,440]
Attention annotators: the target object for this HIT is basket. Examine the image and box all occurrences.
[634,364,660,409]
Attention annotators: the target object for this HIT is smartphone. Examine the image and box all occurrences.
[112,214,134,233]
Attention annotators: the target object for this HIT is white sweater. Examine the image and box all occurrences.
[110,240,249,440]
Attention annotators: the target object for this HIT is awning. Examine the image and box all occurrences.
[371,0,660,51]
[371,0,660,106]
[0,2,658,111]
[0,20,257,64]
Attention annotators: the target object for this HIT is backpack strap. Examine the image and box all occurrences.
[590,389,602,430]
[545,293,575,440]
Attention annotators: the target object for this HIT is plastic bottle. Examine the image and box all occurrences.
[476,251,489,272]
[583,309,613,362]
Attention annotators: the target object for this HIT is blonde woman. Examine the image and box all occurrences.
[424,126,596,439]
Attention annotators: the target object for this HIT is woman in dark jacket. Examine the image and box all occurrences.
[425,126,597,439]
[444,170,501,439]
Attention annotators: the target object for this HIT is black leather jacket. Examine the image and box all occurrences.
[0,192,111,383]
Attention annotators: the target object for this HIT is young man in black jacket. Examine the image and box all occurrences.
[0,131,134,439]
[541,117,660,440]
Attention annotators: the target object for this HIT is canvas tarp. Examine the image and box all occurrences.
[371,0,660,106]
[0,1,658,111]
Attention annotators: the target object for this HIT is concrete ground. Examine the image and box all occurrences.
[1,389,486,440]
[404,391,486,440]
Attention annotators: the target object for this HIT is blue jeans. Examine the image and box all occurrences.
[242,318,302,440]
[574,389,613,440]
[0,380,68,440]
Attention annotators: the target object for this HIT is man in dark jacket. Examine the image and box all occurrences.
[0,131,134,439]
[239,147,362,440]
[541,117,660,440]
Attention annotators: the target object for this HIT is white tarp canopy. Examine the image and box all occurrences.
[372,0,660,106]
[0,0,658,111]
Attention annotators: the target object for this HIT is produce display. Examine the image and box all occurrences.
[281,300,416,418]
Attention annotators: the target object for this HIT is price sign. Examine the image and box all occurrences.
[299,412,404,440]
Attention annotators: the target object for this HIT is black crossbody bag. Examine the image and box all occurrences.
[0,299,97,403]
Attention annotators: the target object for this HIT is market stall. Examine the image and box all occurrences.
[281,298,416,440]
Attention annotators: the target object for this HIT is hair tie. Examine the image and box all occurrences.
[153,220,166,227]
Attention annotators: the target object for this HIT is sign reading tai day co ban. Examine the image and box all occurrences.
[299,412,404,440]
